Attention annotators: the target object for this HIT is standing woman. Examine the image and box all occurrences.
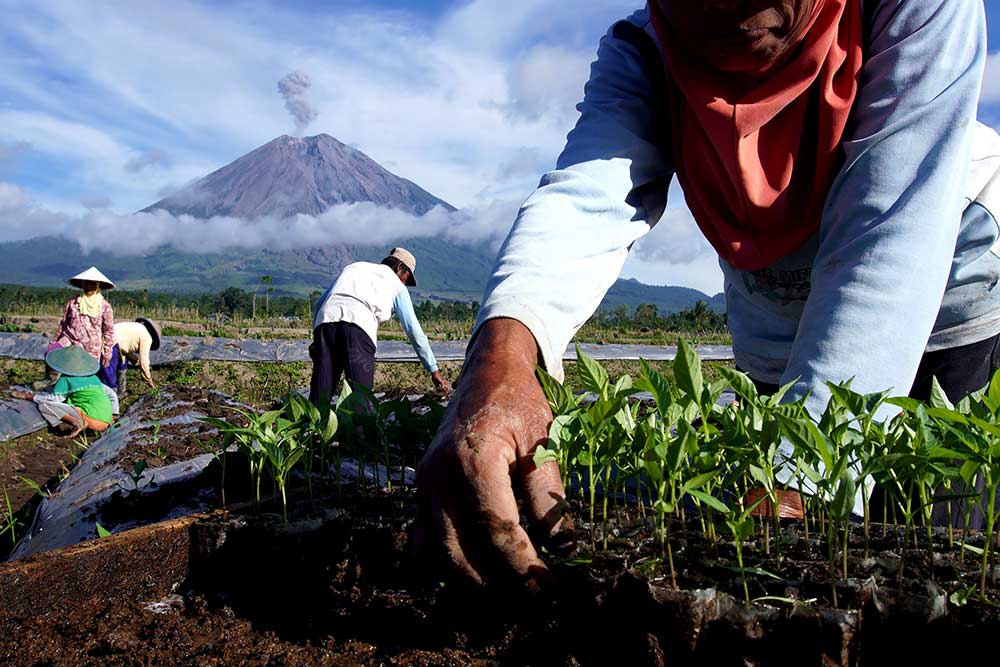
[51,266,118,389]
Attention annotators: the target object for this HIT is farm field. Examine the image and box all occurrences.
[0,355,734,550]
[1,345,998,665]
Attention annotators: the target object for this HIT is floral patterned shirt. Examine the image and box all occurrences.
[52,297,116,365]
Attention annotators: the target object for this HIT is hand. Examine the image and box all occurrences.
[10,390,33,401]
[430,371,452,397]
[414,319,569,591]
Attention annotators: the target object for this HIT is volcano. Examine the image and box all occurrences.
[143,134,455,219]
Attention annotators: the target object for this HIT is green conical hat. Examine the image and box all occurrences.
[45,345,99,377]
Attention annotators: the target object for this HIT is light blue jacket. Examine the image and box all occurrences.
[476,1,998,423]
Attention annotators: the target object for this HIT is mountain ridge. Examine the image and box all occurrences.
[0,133,723,314]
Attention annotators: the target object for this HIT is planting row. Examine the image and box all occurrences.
[535,343,1000,607]
[200,385,443,522]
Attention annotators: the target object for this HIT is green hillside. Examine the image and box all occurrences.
[0,236,723,314]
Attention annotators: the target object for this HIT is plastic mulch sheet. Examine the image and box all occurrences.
[12,388,428,560]
[0,398,47,443]
[11,388,248,559]
[0,332,733,364]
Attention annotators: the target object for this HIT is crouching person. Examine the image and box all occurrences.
[11,346,113,439]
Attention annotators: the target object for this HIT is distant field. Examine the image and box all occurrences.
[0,283,731,346]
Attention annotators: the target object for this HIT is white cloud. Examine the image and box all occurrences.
[80,195,113,210]
[983,51,1000,104]
[0,181,518,257]
[124,150,170,173]
[623,204,725,295]
[0,182,33,212]
[503,44,592,124]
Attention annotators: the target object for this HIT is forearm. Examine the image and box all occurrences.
[31,392,66,404]
[139,343,155,386]
[394,289,438,372]
[474,12,671,381]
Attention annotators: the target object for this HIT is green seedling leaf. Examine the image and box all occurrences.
[687,489,728,513]
[767,377,800,406]
[753,595,814,606]
[886,396,924,413]
[96,523,111,538]
[827,381,865,417]
[722,565,782,581]
[950,587,975,607]
[673,339,703,404]
[719,367,757,403]
[20,476,49,498]
[612,373,633,397]
[533,446,560,469]
[682,469,719,493]
[575,345,609,398]
[928,376,954,411]
[985,367,1000,415]
[537,365,576,414]
[637,360,675,419]
[829,471,856,521]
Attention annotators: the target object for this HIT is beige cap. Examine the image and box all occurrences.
[388,247,417,286]
[68,266,116,290]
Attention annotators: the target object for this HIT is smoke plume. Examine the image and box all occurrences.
[277,71,319,135]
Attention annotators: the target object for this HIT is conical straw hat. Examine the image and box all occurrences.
[68,266,116,290]
[135,317,162,351]
[45,345,100,377]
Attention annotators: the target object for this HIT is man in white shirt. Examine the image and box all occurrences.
[309,247,451,405]
[113,317,160,393]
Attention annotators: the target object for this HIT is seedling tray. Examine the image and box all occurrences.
[2,492,998,667]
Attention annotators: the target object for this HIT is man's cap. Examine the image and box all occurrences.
[388,247,417,286]
[45,345,100,377]
[135,317,163,351]
[68,266,116,290]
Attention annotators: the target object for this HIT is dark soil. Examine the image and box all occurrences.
[107,387,243,472]
[4,469,1000,667]
[0,430,81,513]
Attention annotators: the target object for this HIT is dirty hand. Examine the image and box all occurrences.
[430,371,452,397]
[414,318,569,591]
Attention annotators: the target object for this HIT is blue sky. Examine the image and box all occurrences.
[1,0,1000,294]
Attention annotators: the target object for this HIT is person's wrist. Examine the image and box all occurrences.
[468,319,540,377]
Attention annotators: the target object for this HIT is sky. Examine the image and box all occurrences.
[1,0,1000,296]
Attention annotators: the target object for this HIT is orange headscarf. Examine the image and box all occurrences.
[649,0,863,271]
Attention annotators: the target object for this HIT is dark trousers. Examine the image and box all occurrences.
[308,322,376,406]
[97,344,126,391]
[749,334,1000,528]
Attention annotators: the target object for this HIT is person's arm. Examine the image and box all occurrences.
[415,11,671,589]
[393,288,451,394]
[102,384,120,417]
[52,300,71,344]
[779,0,986,422]
[100,302,116,367]
[25,377,71,403]
[138,330,155,388]
[475,16,673,380]
[394,288,437,372]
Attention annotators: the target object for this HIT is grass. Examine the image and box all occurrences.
[4,356,734,408]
